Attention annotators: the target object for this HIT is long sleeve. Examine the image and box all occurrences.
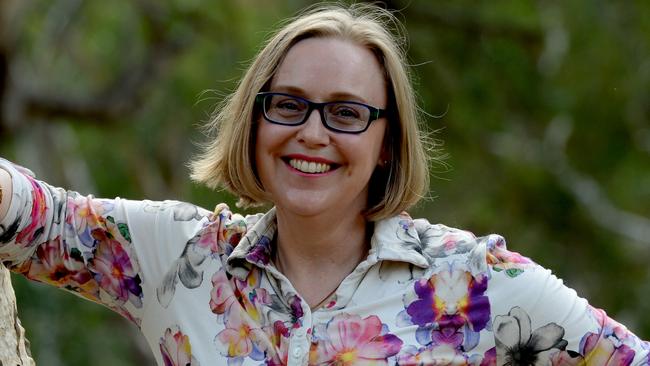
[484,234,650,365]
[0,159,211,327]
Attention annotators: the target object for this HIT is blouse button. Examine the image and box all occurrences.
[292,346,303,358]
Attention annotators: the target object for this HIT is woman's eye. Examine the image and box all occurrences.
[333,107,360,119]
[275,100,302,111]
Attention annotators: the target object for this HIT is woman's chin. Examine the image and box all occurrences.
[274,196,331,217]
[272,191,344,218]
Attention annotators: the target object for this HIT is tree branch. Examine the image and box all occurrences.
[14,1,188,123]
[542,117,650,247]
[488,116,650,248]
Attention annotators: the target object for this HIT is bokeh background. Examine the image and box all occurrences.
[1,0,649,365]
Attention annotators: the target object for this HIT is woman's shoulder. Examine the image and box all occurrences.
[378,213,537,274]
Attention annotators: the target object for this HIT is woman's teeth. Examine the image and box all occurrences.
[289,159,332,174]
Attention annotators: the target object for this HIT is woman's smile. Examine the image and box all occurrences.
[283,154,339,176]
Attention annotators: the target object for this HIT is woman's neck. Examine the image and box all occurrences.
[273,207,371,308]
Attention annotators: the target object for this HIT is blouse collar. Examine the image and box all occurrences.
[224,208,430,280]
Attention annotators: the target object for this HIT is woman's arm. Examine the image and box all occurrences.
[0,158,213,326]
[0,168,11,223]
[484,234,650,365]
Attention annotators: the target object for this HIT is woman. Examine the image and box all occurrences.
[0,4,648,366]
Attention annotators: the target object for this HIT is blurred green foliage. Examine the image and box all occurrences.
[1,0,649,364]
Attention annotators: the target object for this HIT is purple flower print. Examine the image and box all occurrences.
[405,264,490,333]
[397,327,469,365]
[246,235,271,266]
[89,228,142,307]
[480,347,496,366]
[289,294,304,322]
[245,235,272,266]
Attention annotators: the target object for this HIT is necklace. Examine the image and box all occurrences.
[273,249,338,310]
[310,286,338,311]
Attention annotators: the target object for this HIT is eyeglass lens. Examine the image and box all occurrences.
[264,94,370,132]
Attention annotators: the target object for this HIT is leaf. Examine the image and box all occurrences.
[505,268,524,278]
[156,261,180,308]
[117,223,132,243]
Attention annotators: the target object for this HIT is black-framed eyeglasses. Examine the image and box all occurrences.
[255,92,387,134]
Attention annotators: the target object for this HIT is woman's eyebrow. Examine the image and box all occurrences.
[269,85,369,104]
[271,85,304,93]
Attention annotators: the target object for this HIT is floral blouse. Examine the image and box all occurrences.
[1,158,648,366]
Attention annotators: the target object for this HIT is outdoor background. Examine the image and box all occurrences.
[1,0,649,365]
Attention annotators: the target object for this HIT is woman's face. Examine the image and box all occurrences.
[255,37,388,218]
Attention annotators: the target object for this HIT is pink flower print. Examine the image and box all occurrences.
[486,239,535,277]
[159,326,200,366]
[15,179,47,246]
[262,321,291,366]
[21,237,99,299]
[438,233,467,256]
[215,306,265,359]
[195,220,244,257]
[589,306,637,345]
[397,327,470,365]
[209,268,270,318]
[406,265,489,333]
[195,206,246,256]
[66,196,114,247]
[550,332,636,366]
[209,270,237,315]
[580,331,636,365]
[210,268,272,362]
[396,343,469,365]
[195,220,223,254]
[309,313,403,365]
[89,228,142,307]
[549,307,641,366]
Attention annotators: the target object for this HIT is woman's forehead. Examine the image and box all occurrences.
[270,37,387,106]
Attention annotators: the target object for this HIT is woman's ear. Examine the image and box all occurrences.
[377,147,390,168]
[378,123,392,168]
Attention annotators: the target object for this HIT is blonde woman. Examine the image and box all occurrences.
[0,4,647,366]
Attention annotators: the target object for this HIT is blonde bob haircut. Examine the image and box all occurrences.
[190,3,431,221]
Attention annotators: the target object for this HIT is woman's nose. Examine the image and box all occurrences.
[295,108,330,147]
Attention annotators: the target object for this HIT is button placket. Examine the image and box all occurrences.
[287,308,312,366]
[287,331,309,365]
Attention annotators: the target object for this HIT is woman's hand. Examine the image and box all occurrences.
[0,168,11,223]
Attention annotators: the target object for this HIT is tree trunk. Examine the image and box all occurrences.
[0,264,35,366]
